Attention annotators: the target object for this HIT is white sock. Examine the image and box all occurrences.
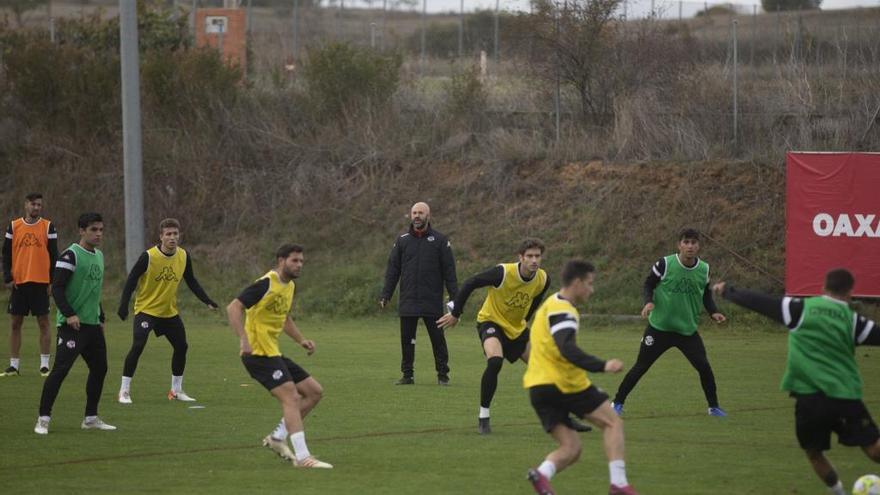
[171,375,183,393]
[609,460,628,487]
[289,431,311,461]
[271,418,287,441]
[40,354,50,368]
[10,357,20,369]
[39,415,50,423]
[84,415,97,423]
[479,407,490,419]
[538,460,557,480]
[120,376,132,392]
[829,481,846,495]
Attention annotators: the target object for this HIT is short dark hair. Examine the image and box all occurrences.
[679,228,700,241]
[824,268,855,296]
[159,218,181,232]
[275,243,304,260]
[77,212,103,229]
[25,193,42,202]
[518,238,545,255]
[561,259,595,286]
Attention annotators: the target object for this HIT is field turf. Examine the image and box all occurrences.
[2,313,880,494]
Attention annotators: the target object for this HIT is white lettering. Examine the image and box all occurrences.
[854,214,877,237]
[832,214,855,237]
[812,213,880,238]
[812,213,834,237]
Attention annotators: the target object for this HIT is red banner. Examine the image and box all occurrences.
[786,152,880,296]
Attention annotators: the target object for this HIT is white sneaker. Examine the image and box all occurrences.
[262,435,295,461]
[81,417,117,431]
[294,456,333,469]
[118,390,132,404]
[34,417,50,435]
[167,390,196,402]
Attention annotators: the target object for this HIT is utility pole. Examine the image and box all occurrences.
[119,0,145,271]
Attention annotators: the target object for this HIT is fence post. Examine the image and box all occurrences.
[732,18,738,153]
[678,1,682,22]
[292,0,299,61]
[420,0,427,74]
[494,0,500,66]
[751,4,756,66]
[381,0,387,50]
[554,0,561,143]
[48,0,55,43]
[459,0,464,58]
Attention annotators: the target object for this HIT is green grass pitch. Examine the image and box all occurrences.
[2,314,880,494]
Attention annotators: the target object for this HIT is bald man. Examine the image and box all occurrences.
[381,202,458,385]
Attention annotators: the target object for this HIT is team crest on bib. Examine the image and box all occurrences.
[643,335,654,346]
[66,340,76,349]
[141,321,150,329]
[272,370,283,380]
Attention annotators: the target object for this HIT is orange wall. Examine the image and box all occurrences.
[195,8,247,71]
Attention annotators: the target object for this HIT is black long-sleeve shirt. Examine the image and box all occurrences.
[449,264,551,321]
[52,248,104,323]
[642,256,719,314]
[3,219,58,284]
[117,247,216,319]
[548,312,607,372]
[721,285,880,346]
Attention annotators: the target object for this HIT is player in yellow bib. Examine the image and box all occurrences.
[440,239,564,434]
[523,260,638,495]
[116,219,217,404]
[227,244,332,469]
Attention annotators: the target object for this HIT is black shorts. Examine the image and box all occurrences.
[134,313,185,338]
[794,393,880,451]
[477,321,529,363]
[241,355,310,392]
[530,384,609,432]
[8,282,50,316]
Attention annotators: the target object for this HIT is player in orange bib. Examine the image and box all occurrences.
[2,193,58,377]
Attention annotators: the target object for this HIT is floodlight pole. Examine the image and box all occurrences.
[120,0,145,271]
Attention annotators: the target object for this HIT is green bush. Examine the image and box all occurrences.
[445,64,487,124]
[302,42,402,123]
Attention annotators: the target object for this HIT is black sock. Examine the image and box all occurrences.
[480,357,504,409]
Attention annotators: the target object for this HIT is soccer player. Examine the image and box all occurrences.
[438,238,588,434]
[524,260,637,495]
[34,213,114,435]
[714,270,880,495]
[611,228,727,417]
[2,193,58,376]
[116,218,218,403]
[227,244,332,469]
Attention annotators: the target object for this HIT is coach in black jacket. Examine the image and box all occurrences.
[381,202,458,386]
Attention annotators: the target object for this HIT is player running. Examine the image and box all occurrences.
[714,269,880,495]
[226,244,331,469]
[116,218,218,404]
[524,260,637,495]
[438,239,590,434]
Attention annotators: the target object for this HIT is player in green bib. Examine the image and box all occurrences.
[35,213,115,435]
[714,269,880,495]
[612,229,727,417]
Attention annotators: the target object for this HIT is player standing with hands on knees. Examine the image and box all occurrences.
[612,228,727,417]
[524,260,637,495]
[714,269,880,495]
[227,244,331,469]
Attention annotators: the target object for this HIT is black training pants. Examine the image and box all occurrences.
[613,325,719,408]
[400,316,449,378]
[39,324,108,417]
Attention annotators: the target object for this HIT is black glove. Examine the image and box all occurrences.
[117,306,129,321]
